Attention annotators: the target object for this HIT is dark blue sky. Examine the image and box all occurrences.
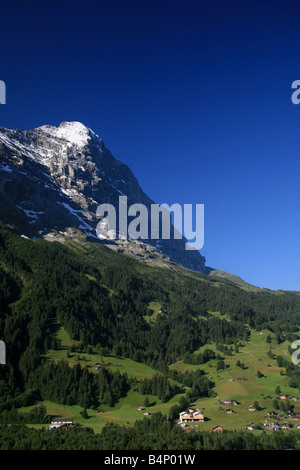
[1,0,300,290]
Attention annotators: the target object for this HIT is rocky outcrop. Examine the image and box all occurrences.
[0,121,206,272]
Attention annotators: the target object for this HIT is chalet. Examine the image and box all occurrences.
[221,399,237,406]
[249,405,256,412]
[225,408,233,414]
[281,423,291,430]
[247,422,255,430]
[296,424,300,429]
[211,425,224,433]
[290,396,299,402]
[277,393,287,400]
[137,407,145,411]
[179,409,204,424]
[143,411,151,416]
[222,400,232,405]
[48,419,74,430]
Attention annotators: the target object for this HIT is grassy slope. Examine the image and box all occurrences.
[45,325,160,380]
[171,329,300,431]
[21,324,300,433]
[144,301,163,325]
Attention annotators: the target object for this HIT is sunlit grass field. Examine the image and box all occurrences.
[23,324,300,433]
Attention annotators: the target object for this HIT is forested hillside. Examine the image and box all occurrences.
[0,222,300,425]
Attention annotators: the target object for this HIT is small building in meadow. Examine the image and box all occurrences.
[222,400,232,405]
[247,422,255,430]
[48,419,74,430]
[211,425,224,433]
[277,393,287,400]
[225,408,233,414]
[221,399,238,406]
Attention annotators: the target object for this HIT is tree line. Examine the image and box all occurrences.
[0,413,298,450]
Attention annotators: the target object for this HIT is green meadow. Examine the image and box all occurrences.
[143,301,163,325]
[45,325,160,380]
[171,328,300,431]
[23,324,300,434]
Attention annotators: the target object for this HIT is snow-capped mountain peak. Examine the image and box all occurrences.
[0,122,206,272]
[37,121,99,149]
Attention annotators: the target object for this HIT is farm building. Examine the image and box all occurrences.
[211,425,224,433]
[48,419,74,430]
[277,393,287,400]
[179,408,204,423]
[247,422,255,430]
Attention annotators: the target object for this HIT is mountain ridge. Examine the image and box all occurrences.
[0,121,206,272]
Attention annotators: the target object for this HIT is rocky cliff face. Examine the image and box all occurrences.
[0,121,206,272]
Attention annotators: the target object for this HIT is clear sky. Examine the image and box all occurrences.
[1,0,299,290]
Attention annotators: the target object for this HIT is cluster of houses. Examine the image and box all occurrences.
[258,410,300,431]
[276,393,298,401]
[268,410,300,420]
[176,392,300,434]
[247,421,300,431]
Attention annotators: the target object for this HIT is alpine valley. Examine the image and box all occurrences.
[0,122,300,451]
